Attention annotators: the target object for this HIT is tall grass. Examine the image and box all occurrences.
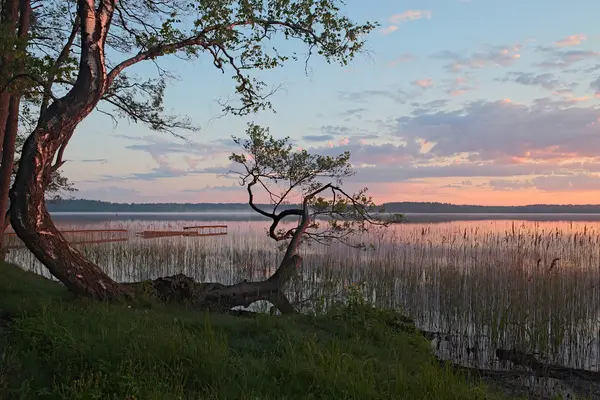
[6,219,600,373]
[0,263,513,400]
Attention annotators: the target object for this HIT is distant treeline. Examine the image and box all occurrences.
[383,202,600,214]
[46,199,600,214]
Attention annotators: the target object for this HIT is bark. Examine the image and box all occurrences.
[0,0,19,160]
[10,0,131,300]
[0,96,19,261]
[0,0,23,261]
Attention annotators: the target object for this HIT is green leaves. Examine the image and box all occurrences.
[230,123,389,249]
[110,0,376,115]
[231,123,352,191]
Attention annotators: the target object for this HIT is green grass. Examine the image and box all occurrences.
[0,262,509,400]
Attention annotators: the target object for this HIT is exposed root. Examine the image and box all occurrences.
[123,272,297,315]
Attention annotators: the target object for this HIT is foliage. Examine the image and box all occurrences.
[0,262,511,400]
[6,0,377,133]
[229,123,391,248]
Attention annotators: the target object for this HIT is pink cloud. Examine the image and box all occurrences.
[389,10,432,24]
[554,34,587,47]
[380,25,399,35]
[412,78,434,88]
[381,10,431,35]
[448,89,467,96]
[388,53,416,66]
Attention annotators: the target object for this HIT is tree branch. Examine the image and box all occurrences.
[105,19,321,91]
[40,14,80,115]
[246,179,275,219]
[51,141,68,173]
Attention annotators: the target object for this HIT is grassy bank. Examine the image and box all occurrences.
[0,263,508,400]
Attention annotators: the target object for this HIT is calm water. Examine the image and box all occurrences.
[49,211,600,223]
[7,213,600,398]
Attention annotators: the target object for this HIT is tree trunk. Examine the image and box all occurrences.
[0,95,19,261]
[10,0,132,299]
[0,0,19,160]
[0,0,22,261]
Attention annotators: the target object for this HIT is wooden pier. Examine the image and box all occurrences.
[136,225,228,239]
[3,225,227,248]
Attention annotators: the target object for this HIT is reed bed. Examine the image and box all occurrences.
[5,219,600,374]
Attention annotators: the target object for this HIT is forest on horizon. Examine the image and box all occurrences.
[45,199,600,214]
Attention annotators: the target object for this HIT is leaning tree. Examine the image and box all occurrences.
[124,124,388,313]
[9,0,378,309]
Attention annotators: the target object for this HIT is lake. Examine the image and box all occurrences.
[6,212,600,398]
[48,211,600,223]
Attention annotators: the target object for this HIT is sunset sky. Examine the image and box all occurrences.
[62,0,600,205]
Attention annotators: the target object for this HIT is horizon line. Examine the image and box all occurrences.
[50,199,600,208]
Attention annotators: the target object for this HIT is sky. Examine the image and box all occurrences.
[61,0,600,205]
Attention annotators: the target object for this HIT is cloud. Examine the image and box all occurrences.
[381,10,431,35]
[554,34,586,47]
[75,186,145,202]
[303,134,335,142]
[98,161,236,182]
[488,179,534,191]
[380,26,399,35]
[590,77,600,95]
[530,174,600,191]
[337,89,406,104]
[491,174,600,192]
[395,99,600,160]
[340,108,368,119]
[389,10,432,24]
[410,99,450,115]
[434,45,521,72]
[353,161,589,183]
[388,53,416,67]
[181,184,243,193]
[78,158,108,164]
[443,75,475,96]
[498,72,565,90]
[304,125,379,144]
[310,141,422,167]
[537,49,600,69]
[412,78,434,89]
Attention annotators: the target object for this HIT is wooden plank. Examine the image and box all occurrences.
[5,237,129,249]
[4,229,128,236]
[183,225,227,230]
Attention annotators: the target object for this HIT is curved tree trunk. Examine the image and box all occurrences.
[9,0,130,300]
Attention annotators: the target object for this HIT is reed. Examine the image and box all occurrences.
[6,219,600,376]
